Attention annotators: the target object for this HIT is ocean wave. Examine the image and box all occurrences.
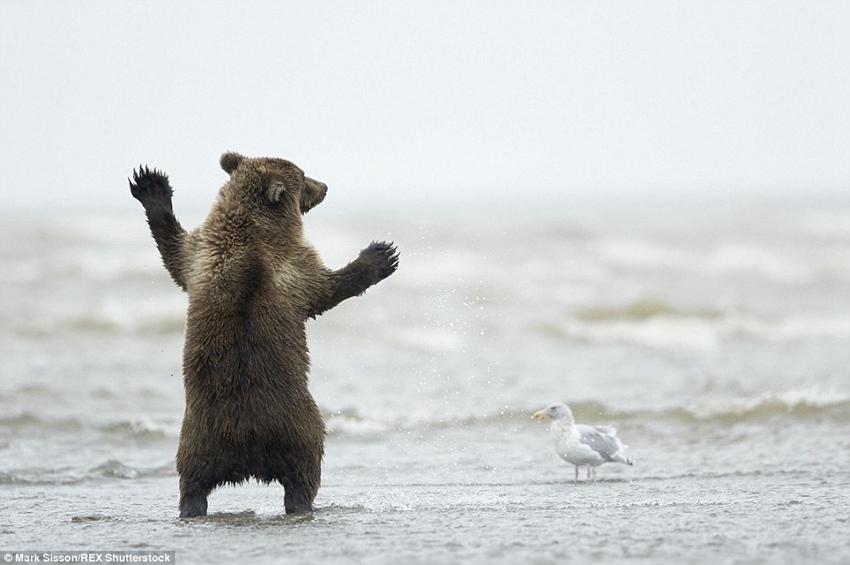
[90,459,174,480]
[0,460,175,485]
[324,390,850,437]
[0,411,178,441]
[14,308,186,338]
[531,300,850,349]
[677,389,850,423]
[0,412,83,431]
[575,298,724,322]
[91,459,143,479]
[0,471,81,486]
[99,419,180,441]
[579,389,850,425]
[4,391,846,448]
[0,245,166,286]
[594,238,850,284]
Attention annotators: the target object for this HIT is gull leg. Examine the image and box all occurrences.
[574,465,579,483]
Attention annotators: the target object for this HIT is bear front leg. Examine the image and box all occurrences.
[309,241,399,317]
[129,166,189,291]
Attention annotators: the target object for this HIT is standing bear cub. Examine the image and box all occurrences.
[129,152,398,517]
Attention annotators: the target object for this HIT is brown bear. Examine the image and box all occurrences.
[129,152,398,518]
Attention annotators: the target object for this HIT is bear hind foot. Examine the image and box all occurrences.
[282,480,316,514]
[178,485,210,518]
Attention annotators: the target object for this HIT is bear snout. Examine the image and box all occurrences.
[300,178,328,213]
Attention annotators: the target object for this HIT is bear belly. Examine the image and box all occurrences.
[177,308,324,484]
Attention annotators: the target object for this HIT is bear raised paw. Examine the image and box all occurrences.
[129,166,172,204]
[129,152,398,517]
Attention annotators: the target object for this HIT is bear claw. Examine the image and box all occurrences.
[361,240,399,280]
[129,166,173,204]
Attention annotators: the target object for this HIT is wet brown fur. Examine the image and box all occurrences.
[129,152,398,517]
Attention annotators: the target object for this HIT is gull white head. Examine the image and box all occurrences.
[532,402,575,423]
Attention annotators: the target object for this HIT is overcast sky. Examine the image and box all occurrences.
[1,0,848,214]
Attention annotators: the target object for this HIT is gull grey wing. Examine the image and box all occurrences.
[575,424,622,462]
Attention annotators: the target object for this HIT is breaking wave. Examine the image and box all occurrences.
[0,411,179,441]
[4,388,848,444]
[531,298,850,349]
[0,459,175,485]
[674,389,850,423]
[12,301,186,338]
[324,389,850,437]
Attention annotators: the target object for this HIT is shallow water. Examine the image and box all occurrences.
[2,198,850,563]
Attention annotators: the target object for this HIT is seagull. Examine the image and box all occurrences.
[532,402,633,482]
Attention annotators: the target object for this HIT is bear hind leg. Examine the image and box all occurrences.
[280,476,318,514]
[178,477,213,518]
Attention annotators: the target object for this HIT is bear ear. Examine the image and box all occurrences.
[220,152,244,175]
[266,179,286,204]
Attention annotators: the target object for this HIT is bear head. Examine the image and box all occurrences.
[218,152,328,218]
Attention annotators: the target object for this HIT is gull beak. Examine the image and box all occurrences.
[532,410,548,421]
